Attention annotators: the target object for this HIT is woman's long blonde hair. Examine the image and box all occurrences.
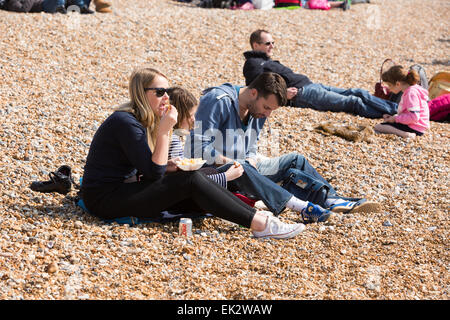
[116,67,168,152]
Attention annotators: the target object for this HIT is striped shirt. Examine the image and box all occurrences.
[169,134,227,189]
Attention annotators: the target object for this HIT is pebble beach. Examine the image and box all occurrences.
[0,0,449,300]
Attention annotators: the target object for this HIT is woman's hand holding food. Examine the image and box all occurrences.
[159,104,178,134]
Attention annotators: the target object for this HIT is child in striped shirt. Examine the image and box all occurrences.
[169,87,243,188]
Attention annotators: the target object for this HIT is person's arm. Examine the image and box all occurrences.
[262,60,296,87]
[244,57,299,101]
[118,108,177,181]
[245,157,258,168]
[244,117,266,164]
[394,90,422,125]
[151,106,178,166]
[214,154,234,166]
[206,161,244,188]
[206,173,228,189]
[187,94,232,165]
[117,121,166,181]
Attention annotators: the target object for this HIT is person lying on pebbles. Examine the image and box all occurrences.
[243,29,398,119]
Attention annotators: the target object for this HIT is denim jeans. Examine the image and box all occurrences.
[255,152,336,195]
[216,152,337,215]
[293,83,398,119]
[66,0,92,8]
[42,0,65,12]
[216,162,293,215]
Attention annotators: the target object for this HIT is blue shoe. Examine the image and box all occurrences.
[330,199,382,214]
[330,200,362,213]
[300,202,332,224]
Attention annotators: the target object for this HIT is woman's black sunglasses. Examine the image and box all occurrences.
[144,87,173,97]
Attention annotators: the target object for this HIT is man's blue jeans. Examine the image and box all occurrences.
[216,152,337,215]
[294,83,398,119]
[66,0,92,8]
[42,0,65,12]
[255,152,336,194]
[217,162,292,215]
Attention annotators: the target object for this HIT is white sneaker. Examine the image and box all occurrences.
[252,215,305,239]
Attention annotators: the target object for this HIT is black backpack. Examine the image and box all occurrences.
[280,169,330,209]
[198,0,236,8]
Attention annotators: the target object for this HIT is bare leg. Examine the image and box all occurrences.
[329,1,344,8]
[250,212,269,231]
[374,123,416,139]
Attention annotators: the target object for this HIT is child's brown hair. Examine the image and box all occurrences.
[382,65,420,86]
[169,87,198,130]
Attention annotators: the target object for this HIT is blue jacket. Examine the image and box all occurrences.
[186,83,266,163]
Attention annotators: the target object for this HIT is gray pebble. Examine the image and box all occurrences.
[383,220,393,227]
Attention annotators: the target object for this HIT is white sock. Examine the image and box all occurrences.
[286,196,309,212]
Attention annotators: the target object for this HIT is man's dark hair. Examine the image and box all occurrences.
[248,72,287,106]
[249,29,270,49]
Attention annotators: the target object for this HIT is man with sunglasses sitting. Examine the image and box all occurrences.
[243,29,398,119]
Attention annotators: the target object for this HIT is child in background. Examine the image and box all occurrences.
[168,87,244,188]
[374,65,430,139]
[307,0,351,11]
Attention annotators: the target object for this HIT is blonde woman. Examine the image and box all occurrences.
[80,67,304,239]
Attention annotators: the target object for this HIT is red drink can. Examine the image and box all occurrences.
[179,218,192,237]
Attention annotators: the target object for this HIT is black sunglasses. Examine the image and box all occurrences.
[144,87,173,97]
[259,41,275,46]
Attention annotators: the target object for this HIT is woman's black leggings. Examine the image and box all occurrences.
[82,171,257,228]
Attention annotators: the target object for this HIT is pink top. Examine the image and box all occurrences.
[395,84,430,133]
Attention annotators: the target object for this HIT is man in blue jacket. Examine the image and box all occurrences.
[243,29,398,119]
[187,72,380,221]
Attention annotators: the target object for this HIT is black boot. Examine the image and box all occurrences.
[80,5,95,14]
[30,165,73,195]
[55,5,67,13]
[341,0,351,11]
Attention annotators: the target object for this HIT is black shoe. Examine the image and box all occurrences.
[55,5,67,14]
[30,165,73,195]
[221,0,233,8]
[200,0,213,8]
[341,0,351,11]
[80,5,95,14]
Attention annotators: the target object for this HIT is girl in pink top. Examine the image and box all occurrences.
[374,65,430,139]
